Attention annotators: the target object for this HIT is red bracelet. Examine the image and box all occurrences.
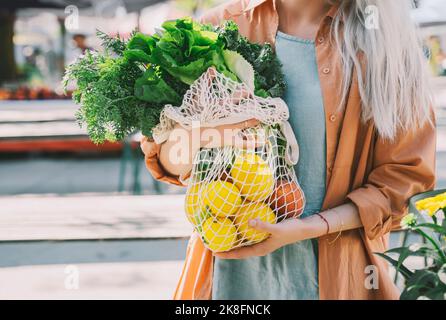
[316,213,330,235]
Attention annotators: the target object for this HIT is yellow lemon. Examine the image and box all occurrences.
[230,152,274,202]
[203,181,242,217]
[202,217,238,252]
[234,202,277,243]
[185,184,205,225]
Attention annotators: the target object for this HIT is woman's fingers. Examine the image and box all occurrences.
[232,134,261,150]
[166,118,262,151]
[248,218,279,234]
[213,220,282,260]
[231,88,253,105]
[200,119,263,149]
[213,118,260,131]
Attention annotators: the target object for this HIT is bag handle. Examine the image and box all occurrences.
[280,121,299,166]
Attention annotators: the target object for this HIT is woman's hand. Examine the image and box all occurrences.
[159,119,260,177]
[214,215,324,260]
[214,202,364,260]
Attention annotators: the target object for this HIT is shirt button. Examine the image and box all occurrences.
[323,67,330,74]
[329,114,337,122]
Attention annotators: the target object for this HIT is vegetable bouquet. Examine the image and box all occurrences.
[64,17,305,253]
[63,18,285,143]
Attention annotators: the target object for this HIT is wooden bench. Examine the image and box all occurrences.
[0,194,191,241]
[0,194,191,267]
[0,100,122,153]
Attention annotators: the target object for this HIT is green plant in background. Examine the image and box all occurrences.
[377,191,446,300]
[63,18,285,144]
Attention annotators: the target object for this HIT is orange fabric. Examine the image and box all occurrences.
[141,0,437,300]
[140,136,184,186]
[173,232,214,300]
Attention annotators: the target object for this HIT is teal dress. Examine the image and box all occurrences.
[212,31,327,300]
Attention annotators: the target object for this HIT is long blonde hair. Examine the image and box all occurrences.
[331,0,433,140]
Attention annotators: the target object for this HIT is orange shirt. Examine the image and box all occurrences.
[140,0,436,299]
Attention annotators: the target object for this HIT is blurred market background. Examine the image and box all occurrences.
[0,0,446,299]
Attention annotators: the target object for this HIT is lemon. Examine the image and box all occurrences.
[202,217,238,252]
[230,152,274,202]
[234,202,277,243]
[203,181,242,217]
[185,184,206,225]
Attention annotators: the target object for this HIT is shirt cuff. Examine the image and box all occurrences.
[140,136,185,187]
[346,185,394,240]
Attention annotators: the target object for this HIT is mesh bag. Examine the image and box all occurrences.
[153,67,305,252]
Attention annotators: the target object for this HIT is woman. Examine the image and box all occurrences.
[141,0,436,299]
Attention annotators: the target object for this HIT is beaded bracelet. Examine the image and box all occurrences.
[316,213,330,235]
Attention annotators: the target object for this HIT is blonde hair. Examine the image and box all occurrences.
[331,0,433,140]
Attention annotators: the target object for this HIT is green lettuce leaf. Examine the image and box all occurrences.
[126,32,157,54]
[134,68,181,104]
[124,49,151,63]
[165,58,208,85]
[223,50,255,90]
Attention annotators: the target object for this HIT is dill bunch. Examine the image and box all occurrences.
[64,49,163,143]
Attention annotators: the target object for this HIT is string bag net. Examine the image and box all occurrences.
[153,67,305,252]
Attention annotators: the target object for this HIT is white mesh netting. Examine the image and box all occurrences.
[153,67,289,144]
[152,67,305,252]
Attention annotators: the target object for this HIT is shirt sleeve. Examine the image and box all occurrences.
[347,119,436,240]
[140,136,185,187]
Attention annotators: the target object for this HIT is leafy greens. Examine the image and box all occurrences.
[63,18,286,144]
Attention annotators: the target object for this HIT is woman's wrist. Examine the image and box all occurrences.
[299,214,330,240]
[312,214,331,237]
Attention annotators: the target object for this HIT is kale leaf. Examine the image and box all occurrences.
[217,20,286,98]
